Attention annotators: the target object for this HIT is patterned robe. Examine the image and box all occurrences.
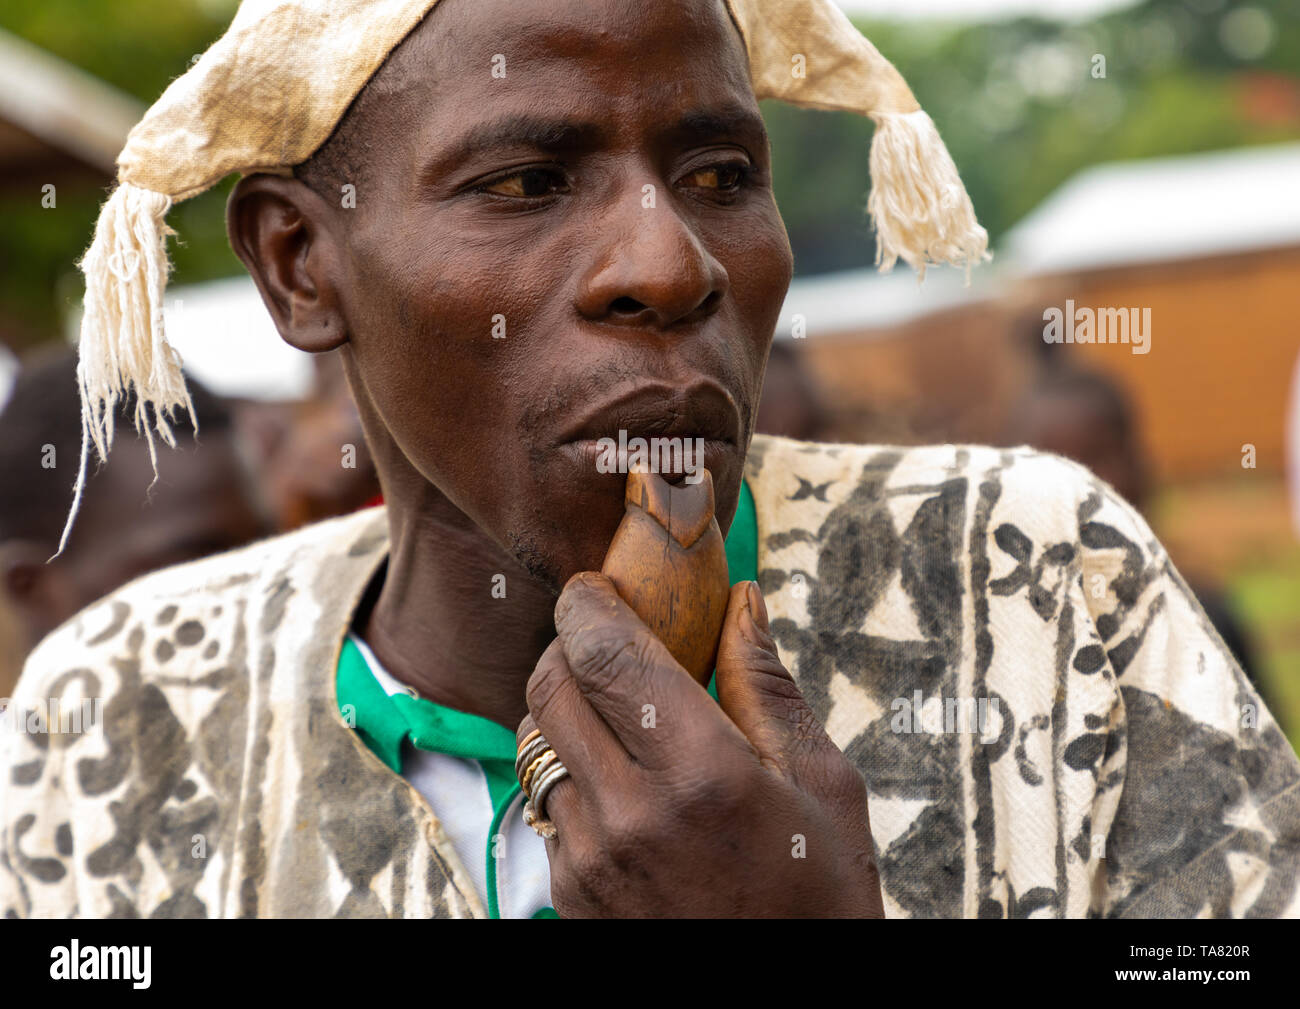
[3,435,1298,917]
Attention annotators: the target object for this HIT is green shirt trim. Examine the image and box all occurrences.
[709,475,759,700]
[337,637,518,777]
[484,785,521,919]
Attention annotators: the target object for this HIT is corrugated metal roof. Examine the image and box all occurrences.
[775,262,999,340]
[1003,142,1300,275]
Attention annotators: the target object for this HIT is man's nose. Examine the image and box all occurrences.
[574,183,729,330]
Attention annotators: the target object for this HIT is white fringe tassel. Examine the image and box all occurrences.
[867,110,991,283]
[54,182,194,558]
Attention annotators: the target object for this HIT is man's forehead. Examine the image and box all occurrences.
[418,0,741,50]
[346,0,757,187]
[377,2,754,172]
[385,0,749,101]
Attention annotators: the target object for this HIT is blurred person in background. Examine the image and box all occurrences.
[0,349,273,692]
[261,350,382,532]
[756,339,922,446]
[1004,365,1266,702]
[754,339,832,442]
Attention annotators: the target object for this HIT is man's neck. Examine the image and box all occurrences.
[358,494,558,732]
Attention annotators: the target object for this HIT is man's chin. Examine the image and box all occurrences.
[506,531,568,597]
[510,441,745,595]
[505,503,624,597]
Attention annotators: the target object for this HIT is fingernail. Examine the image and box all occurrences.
[747,580,770,634]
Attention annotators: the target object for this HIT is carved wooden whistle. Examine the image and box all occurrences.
[599,468,731,687]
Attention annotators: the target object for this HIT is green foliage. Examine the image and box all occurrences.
[763,102,875,276]
[1231,558,1300,751]
[0,0,238,347]
[0,0,237,102]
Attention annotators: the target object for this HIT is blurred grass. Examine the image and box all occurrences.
[1230,556,1300,754]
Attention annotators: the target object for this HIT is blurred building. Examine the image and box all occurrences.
[781,142,1300,479]
[1004,142,1300,485]
[776,142,1300,610]
[0,28,139,187]
[774,264,1012,446]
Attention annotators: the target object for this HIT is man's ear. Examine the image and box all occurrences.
[226,175,349,353]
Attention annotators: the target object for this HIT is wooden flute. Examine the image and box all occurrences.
[600,467,731,686]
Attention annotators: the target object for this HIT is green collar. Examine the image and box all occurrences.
[337,637,519,773]
[338,476,758,765]
[711,474,758,698]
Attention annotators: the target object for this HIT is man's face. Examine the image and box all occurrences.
[334,0,793,589]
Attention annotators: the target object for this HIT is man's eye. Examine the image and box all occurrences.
[683,162,750,191]
[479,168,568,198]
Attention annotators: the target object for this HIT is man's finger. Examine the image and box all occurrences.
[714,580,835,776]
[553,570,732,766]
[518,636,625,788]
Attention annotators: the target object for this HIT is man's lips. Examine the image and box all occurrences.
[561,437,735,486]
[555,381,742,447]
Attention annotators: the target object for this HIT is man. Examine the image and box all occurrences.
[0,350,272,693]
[3,0,1297,918]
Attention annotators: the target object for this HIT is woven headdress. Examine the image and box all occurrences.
[62,0,988,552]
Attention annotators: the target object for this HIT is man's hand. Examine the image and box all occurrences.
[516,572,884,918]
